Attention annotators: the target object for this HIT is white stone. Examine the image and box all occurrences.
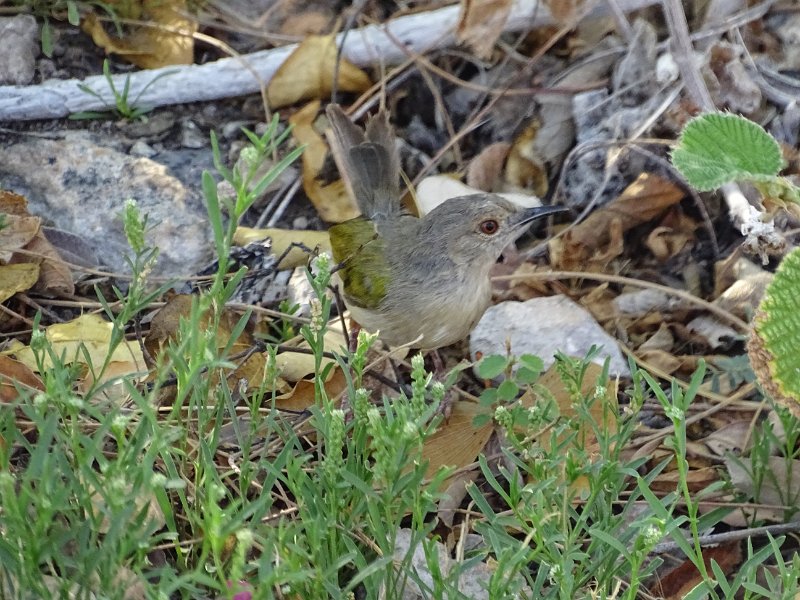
[470,295,629,377]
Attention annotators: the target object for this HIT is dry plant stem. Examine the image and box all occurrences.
[661,0,715,110]
[660,0,784,258]
[652,520,800,554]
[0,0,660,121]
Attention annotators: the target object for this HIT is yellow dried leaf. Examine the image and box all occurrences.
[267,34,372,109]
[12,313,145,374]
[0,263,39,303]
[276,325,344,382]
[505,119,548,197]
[290,101,360,223]
[82,0,196,68]
[0,214,40,263]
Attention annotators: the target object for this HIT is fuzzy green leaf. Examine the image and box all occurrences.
[672,113,784,191]
[751,248,800,407]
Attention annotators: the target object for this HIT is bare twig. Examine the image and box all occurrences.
[0,0,660,121]
[660,0,786,262]
[652,521,800,555]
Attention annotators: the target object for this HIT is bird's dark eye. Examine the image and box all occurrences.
[479,219,499,235]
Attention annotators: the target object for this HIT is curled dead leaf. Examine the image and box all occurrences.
[0,355,44,403]
[456,0,514,59]
[466,142,511,191]
[550,173,684,271]
[82,0,196,68]
[290,101,360,223]
[267,35,372,109]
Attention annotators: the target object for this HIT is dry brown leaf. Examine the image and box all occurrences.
[0,214,40,263]
[0,191,74,295]
[144,293,194,359]
[82,0,196,68]
[22,233,74,296]
[466,142,510,191]
[543,0,586,24]
[0,190,32,215]
[290,101,360,223]
[704,420,755,457]
[234,226,332,269]
[576,282,617,323]
[639,323,675,352]
[645,208,698,261]
[519,361,617,494]
[636,349,683,376]
[267,35,372,109]
[274,368,348,411]
[550,173,684,271]
[655,541,741,600]
[456,0,514,59]
[145,293,253,361]
[650,466,720,494]
[420,400,494,478]
[145,292,256,384]
[0,355,44,403]
[0,263,39,303]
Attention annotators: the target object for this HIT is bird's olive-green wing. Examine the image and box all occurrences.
[329,217,389,310]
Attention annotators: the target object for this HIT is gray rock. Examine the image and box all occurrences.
[470,295,629,377]
[129,140,157,158]
[0,131,212,276]
[387,529,530,599]
[0,15,38,85]
[180,119,207,149]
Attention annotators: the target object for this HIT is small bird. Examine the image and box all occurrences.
[326,105,565,350]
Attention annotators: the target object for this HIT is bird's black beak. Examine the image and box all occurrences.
[514,204,571,228]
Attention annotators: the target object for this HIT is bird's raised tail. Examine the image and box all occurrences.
[326,104,401,221]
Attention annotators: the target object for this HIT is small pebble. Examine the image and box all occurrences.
[180,119,207,149]
[130,140,157,158]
